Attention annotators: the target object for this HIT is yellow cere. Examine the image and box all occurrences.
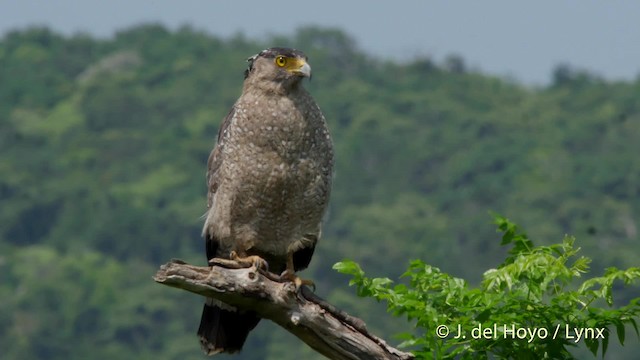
[275,56,306,73]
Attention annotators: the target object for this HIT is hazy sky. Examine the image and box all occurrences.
[2,0,639,85]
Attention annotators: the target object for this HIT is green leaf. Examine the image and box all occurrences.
[333,260,363,277]
[475,308,491,322]
[615,320,625,345]
[585,338,599,357]
[602,330,609,357]
[629,318,639,338]
[371,277,393,287]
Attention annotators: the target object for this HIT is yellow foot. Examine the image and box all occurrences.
[209,251,269,271]
[278,270,315,291]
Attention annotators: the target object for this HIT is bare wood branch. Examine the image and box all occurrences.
[154,260,414,360]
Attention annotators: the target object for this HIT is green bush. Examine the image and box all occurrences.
[335,215,640,359]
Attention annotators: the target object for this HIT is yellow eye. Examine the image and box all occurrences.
[275,56,287,67]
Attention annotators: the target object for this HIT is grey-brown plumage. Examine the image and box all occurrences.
[198,47,333,355]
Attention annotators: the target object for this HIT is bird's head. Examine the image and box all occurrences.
[244,47,311,89]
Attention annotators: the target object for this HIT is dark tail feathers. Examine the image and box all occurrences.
[197,302,261,355]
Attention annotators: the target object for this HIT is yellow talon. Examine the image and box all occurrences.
[209,252,269,271]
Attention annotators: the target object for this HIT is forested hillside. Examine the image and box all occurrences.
[1,25,639,359]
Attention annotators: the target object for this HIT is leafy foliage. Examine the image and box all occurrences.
[335,215,640,359]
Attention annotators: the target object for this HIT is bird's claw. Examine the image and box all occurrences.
[209,251,269,272]
[278,269,316,292]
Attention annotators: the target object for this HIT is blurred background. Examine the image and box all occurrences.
[1,1,639,359]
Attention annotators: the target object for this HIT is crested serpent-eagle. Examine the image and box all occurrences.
[197,47,334,355]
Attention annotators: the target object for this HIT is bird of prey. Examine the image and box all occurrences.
[197,47,334,355]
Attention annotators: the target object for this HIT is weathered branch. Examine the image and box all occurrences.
[154,260,414,360]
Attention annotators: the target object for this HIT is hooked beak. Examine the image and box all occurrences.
[295,61,312,79]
